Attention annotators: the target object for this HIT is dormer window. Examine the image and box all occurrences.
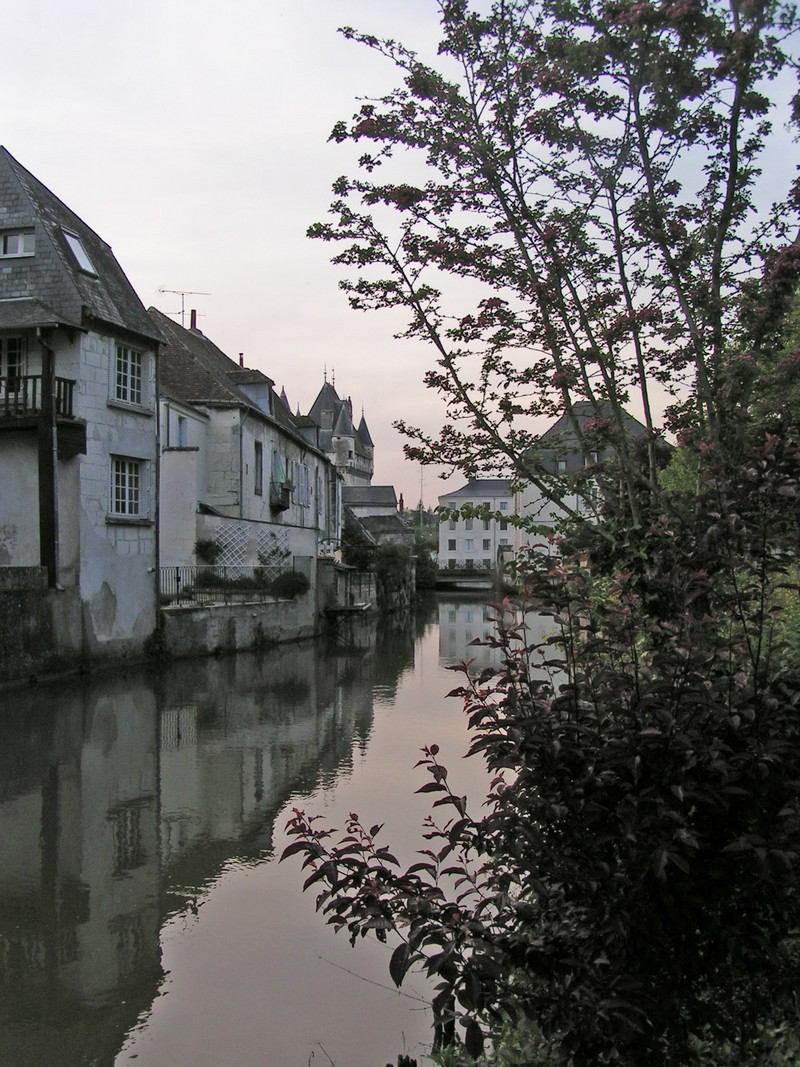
[63,229,97,274]
[1,230,34,257]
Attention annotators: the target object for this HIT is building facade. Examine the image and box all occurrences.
[437,478,519,570]
[0,147,162,681]
[151,308,341,576]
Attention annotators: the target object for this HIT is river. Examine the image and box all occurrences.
[0,595,535,1067]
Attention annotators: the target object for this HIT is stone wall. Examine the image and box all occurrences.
[159,594,316,659]
[0,567,84,685]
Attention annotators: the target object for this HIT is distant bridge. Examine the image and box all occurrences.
[435,568,497,592]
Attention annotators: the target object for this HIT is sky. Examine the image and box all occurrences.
[4,1,796,507]
[3,0,459,506]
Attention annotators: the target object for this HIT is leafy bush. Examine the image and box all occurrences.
[283,440,800,1065]
[194,538,222,564]
[269,569,309,598]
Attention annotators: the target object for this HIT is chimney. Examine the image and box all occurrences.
[239,353,244,368]
[399,493,404,512]
[190,308,197,331]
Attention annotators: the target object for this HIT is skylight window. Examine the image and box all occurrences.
[63,230,97,274]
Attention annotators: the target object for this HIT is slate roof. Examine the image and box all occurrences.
[441,479,513,500]
[357,414,374,447]
[538,401,647,447]
[0,147,161,344]
[343,485,397,508]
[357,514,414,543]
[149,307,323,455]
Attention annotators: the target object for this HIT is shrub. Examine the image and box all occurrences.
[283,439,800,1065]
[194,538,222,564]
[270,570,309,598]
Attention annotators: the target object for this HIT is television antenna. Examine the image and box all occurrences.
[158,287,211,327]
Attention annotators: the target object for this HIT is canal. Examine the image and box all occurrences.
[0,595,525,1067]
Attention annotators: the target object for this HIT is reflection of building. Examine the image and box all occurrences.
[0,677,161,1064]
[0,611,421,1065]
[438,599,561,681]
[438,599,509,669]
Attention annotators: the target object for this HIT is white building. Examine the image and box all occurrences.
[151,308,341,575]
[0,147,161,680]
[437,478,519,570]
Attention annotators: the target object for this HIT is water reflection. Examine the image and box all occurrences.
[0,597,548,1066]
[0,609,421,1065]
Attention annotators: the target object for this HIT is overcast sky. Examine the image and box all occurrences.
[4,1,796,506]
[4,0,460,506]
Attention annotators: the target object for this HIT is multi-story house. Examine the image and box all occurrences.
[0,147,161,681]
[438,405,651,574]
[437,478,518,570]
[517,401,649,531]
[151,308,341,575]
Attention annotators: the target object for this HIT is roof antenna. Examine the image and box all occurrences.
[324,363,327,383]
[331,367,335,389]
[158,287,211,327]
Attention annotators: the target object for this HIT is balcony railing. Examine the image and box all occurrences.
[0,375,76,418]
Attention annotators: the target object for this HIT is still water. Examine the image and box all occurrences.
[0,596,526,1067]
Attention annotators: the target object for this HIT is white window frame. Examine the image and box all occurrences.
[110,457,142,518]
[0,334,27,386]
[114,344,145,407]
[0,230,35,258]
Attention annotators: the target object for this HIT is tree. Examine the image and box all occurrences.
[284,441,800,1064]
[310,0,799,528]
[287,1,800,1061]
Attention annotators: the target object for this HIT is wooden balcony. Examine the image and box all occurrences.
[0,374,85,458]
[0,374,76,419]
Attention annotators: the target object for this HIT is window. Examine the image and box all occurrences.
[464,518,473,530]
[448,539,456,551]
[448,518,456,530]
[483,518,490,530]
[465,538,474,552]
[499,501,508,511]
[483,539,491,551]
[0,230,34,257]
[0,335,26,386]
[63,229,97,274]
[115,345,143,406]
[110,457,141,516]
[294,463,311,507]
[108,801,145,876]
[500,519,508,531]
[176,415,188,447]
[500,537,509,545]
[254,441,263,495]
[557,458,568,472]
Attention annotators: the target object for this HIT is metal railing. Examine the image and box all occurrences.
[0,375,76,418]
[160,563,293,606]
